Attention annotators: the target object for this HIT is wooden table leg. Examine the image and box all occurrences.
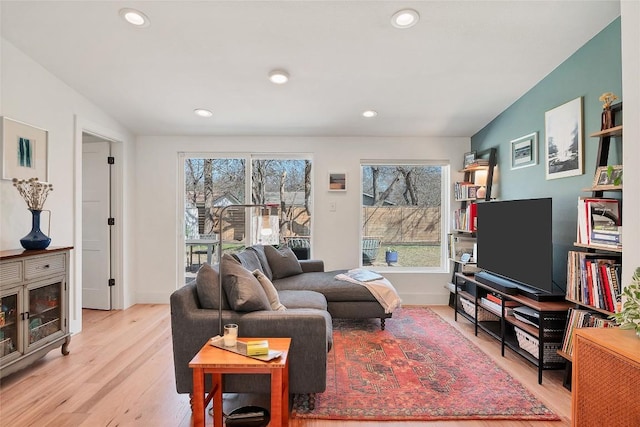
[212,373,223,427]
[192,367,205,427]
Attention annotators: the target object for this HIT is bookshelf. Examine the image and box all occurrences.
[447,148,496,300]
[453,272,572,384]
[559,102,624,386]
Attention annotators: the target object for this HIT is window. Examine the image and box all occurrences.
[361,162,446,270]
[181,154,312,279]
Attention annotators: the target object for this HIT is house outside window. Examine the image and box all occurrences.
[361,162,447,270]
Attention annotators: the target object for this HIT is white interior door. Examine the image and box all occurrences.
[82,139,111,310]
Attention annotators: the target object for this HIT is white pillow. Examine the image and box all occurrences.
[253,269,286,311]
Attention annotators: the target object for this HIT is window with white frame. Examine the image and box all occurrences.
[182,154,312,277]
[361,162,446,270]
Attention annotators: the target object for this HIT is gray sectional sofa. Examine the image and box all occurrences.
[170,244,392,400]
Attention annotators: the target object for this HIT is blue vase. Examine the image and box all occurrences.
[20,210,51,250]
[385,250,398,265]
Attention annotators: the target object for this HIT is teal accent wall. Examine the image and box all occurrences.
[471,18,622,292]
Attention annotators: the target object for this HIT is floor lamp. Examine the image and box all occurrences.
[217,203,279,335]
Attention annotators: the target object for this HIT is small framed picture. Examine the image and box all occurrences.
[328,172,347,191]
[592,165,622,190]
[1,116,49,181]
[463,151,476,169]
[510,132,537,170]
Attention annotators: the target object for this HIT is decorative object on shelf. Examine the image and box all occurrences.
[610,267,640,337]
[598,92,618,130]
[592,165,622,190]
[328,171,346,191]
[385,248,398,266]
[510,132,538,170]
[1,117,49,181]
[13,178,54,250]
[544,97,583,180]
[463,151,476,169]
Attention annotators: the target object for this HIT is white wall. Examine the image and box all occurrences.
[621,0,640,286]
[0,38,136,332]
[135,136,470,305]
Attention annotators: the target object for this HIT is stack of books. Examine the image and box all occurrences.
[560,308,615,357]
[566,251,622,312]
[577,197,621,249]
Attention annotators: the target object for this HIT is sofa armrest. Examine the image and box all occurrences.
[170,282,331,395]
[299,259,324,272]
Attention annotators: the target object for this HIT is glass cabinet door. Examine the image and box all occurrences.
[26,280,63,349]
[1,289,21,360]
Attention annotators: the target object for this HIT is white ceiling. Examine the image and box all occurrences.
[1,1,620,137]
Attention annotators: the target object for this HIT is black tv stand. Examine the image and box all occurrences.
[474,271,564,301]
[452,272,573,384]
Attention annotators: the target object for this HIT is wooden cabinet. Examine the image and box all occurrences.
[1,247,72,378]
[572,328,640,427]
[453,272,572,384]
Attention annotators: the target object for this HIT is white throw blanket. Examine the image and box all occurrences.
[334,269,402,314]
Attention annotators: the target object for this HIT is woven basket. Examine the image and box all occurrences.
[460,298,498,322]
[514,326,563,364]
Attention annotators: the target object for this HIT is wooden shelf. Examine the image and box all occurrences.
[573,241,622,253]
[589,125,622,138]
[582,185,622,192]
[565,297,614,316]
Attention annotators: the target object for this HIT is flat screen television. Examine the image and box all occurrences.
[476,198,556,298]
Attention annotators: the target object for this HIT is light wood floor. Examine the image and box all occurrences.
[0,304,571,426]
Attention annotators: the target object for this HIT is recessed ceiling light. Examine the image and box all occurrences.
[269,70,289,84]
[362,110,378,118]
[119,8,150,27]
[194,108,213,118]
[391,9,419,29]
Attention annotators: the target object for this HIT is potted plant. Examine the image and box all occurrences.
[385,248,398,266]
[611,267,640,337]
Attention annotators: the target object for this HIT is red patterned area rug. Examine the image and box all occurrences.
[291,306,560,421]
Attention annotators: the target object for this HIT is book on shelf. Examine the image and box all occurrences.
[452,203,478,232]
[454,182,480,200]
[560,308,615,357]
[480,297,502,316]
[576,197,621,247]
[566,251,622,313]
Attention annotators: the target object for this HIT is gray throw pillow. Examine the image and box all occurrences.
[247,245,273,280]
[195,263,230,310]
[264,246,303,280]
[253,269,286,311]
[221,254,272,312]
[233,250,264,274]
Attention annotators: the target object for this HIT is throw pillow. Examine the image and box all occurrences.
[253,269,286,311]
[233,250,264,274]
[264,245,303,280]
[247,245,273,280]
[221,254,272,312]
[195,263,230,310]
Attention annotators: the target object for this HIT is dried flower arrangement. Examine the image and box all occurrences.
[598,92,618,109]
[12,178,53,210]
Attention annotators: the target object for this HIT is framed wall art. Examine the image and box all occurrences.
[544,97,583,180]
[1,117,49,181]
[328,172,347,191]
[510,132,537,170]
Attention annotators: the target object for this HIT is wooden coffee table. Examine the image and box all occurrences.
[189,337,291,427]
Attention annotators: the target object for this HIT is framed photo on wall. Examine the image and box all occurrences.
[1,117,49,181]
[544,97,583,180]
[510,132,537,170]
[328,172,347,191]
